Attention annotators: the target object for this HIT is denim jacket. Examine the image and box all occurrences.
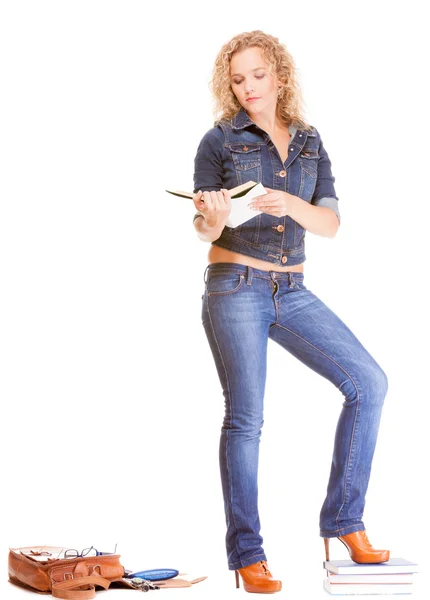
[193,106,340,267]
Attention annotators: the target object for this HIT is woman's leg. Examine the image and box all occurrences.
[201,263,275,570]
[267,272,389,538]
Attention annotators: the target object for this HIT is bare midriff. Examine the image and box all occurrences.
[207,244,304,273]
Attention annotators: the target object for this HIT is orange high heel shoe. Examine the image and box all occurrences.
[234,560,282,593]
[324,530,390,563]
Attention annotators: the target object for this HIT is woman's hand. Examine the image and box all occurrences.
[192,189,232,228]
[248,187,294,217]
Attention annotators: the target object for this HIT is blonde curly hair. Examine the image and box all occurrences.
[210,30,313,132]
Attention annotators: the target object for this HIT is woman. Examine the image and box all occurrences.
[192,30,389,594]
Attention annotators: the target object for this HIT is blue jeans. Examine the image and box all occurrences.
[201,263,388,570]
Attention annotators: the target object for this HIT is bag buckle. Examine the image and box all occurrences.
[129,577,160,592]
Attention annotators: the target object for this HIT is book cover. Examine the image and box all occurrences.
[327,572,414,584]
[165,179,258,200]
[323,578,413,595]
[165,180,266,228]
[323,557,418,576]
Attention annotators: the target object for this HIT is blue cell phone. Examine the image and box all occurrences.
[126,568,179,581]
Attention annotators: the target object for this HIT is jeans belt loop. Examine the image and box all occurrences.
[288,272,294,288]
[246,266,253,286]
[204,264,210,284]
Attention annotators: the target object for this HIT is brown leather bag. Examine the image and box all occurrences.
[8,546,134,599]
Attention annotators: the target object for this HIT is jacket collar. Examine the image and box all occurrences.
[231,106,257,130]
[230,106,314,137]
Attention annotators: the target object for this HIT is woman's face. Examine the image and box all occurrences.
[229,46,280,116]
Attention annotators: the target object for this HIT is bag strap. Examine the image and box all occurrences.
[51,575,111,600]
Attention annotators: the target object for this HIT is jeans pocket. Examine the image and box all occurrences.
[206,272,245,296]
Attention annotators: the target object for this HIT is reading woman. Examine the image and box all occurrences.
[191,30,390,594]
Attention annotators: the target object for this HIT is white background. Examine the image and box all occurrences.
[1,1,429,598]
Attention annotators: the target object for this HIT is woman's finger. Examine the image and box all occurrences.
[250,201,280,210]
[214,190,227,210]
[250,192,275,204]
[214,190,223,208]
[221,188,231,206]
[202,191,213,212]
[192,190,203,208]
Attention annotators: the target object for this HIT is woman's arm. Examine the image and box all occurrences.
[308,133,341,235]
[248,191,339,238]
[192,129,231,241]
[194,214,224,243]
[281,197,339,238]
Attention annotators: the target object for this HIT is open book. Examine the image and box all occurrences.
[165,180,266,228]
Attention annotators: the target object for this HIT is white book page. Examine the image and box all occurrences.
[226,182,266,228]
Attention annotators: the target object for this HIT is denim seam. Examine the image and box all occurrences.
[320,524,364,536]
[273,284,279,322]
[336,403,360,531]
[211,237,305,259]
[206,269,304,281]
[229,552,267,569]
[206,301,241,566]
[207,275,245,296]
[273,322,361,533]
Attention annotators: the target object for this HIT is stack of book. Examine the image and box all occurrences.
[323,558,418,595]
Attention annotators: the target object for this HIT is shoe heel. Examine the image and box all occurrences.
[324,538,330,561]
[235,570,240,589]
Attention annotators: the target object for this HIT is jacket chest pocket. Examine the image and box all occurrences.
[298,150,319,178]
[227,142,262,185]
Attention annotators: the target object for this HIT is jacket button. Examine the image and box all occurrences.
[279,170,286,177]
[281,256,288,264]
[276,225,284,232]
